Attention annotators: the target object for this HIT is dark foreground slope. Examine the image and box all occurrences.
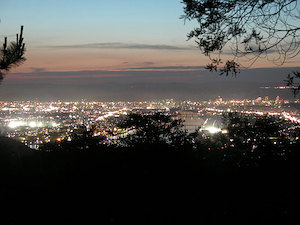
[1,138,299,225]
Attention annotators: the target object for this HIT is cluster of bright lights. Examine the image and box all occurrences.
[283,112,300,123]
[206,126,222,134]
[29,121,43,128]
[8,121,26,128]
[96,110,121,121]
[200,126,223,134]
[52,122,59,127]
[43,105,59,112]
[7,120,59,128]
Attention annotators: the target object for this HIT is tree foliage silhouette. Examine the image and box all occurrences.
[0,26,26,82]
[117,113,189,149]
[30,112,300,224]
[181,0,300,85]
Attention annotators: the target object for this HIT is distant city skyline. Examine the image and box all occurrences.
[1,97,299,149]
[1,0,300,100]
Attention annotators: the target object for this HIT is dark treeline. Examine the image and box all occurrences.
[1,113,300,224]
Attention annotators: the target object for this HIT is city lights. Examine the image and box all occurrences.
[8,120,25,128]
[206,126,221,134]
[0,97,299,150]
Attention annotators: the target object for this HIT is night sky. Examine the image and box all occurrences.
[1,0,300,101]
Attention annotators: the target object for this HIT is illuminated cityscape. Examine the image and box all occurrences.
[1,96,299,150]
[2,1,300,224]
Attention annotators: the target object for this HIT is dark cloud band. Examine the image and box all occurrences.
[44,42,195,50]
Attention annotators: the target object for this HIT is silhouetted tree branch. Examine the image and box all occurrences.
[181,0,300,79]
[0,26,26,82]
[285,71,300,96]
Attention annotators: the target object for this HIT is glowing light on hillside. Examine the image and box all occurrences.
[96,111,119,121]
[29,121,37,127]
[221,129,228,134]
[281,112,300,123]
[8,121,25,128]
[206,126,221,134]
[52,122,59,127]
[28,121,44,128]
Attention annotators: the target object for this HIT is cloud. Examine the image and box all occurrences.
[10,70,126,78]
[44,42,194,50]
[30,67,47,73]
[8,68,203,81]
[128,66,206,70]
[8,67,300,84]
[143,62,155,65]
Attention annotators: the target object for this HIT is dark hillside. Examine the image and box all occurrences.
[1,112,300,225]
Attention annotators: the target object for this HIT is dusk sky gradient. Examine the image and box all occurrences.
[1,0,300,101]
